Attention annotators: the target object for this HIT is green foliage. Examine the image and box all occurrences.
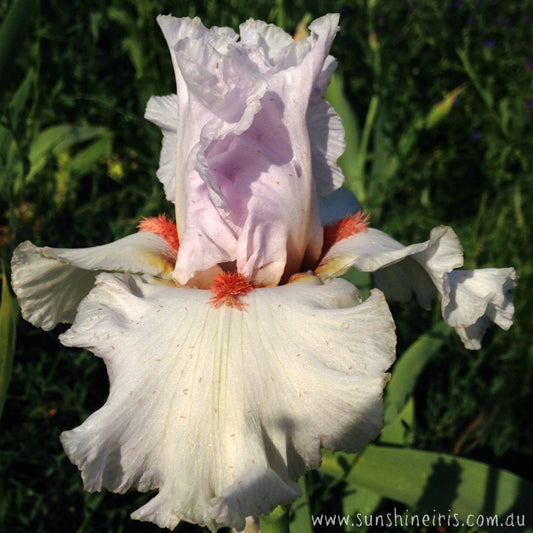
[0,0,532,532]
[0,266,17,421]
[321,446,533,532]
[260,505,291,533]
[0,0,35,92]
[383,323,450,427]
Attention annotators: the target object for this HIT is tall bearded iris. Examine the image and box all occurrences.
[11,13,515,532]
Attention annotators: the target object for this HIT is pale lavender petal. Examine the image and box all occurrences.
[307,98,345,197]
[144,95,178,203]
[149,14,342,286]
[59,273,395,531]
[148,16,267,238]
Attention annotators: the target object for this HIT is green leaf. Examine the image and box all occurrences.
[342,269,371,302]
[457,47,494,109]
[342,487,382,532]
[66,132,113,175]
[351,94,379,203]
[321,446,533,532]
[369,106,399,182]
[383,323,449,426]
[8,69,35,130]
[27,124,110,181]
[0,266,18,422]
[290,477,313,533]
[0,0,35,92]
[107,6,134,29]
[380,396,415,446]
[260,505,290,533]
[122,37,145,79]
[0,124,14,168]
[424,85,466,129]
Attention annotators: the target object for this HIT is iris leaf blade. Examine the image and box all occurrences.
[383,323,449,426]
[0,266,18,421]
[321,446,533,532]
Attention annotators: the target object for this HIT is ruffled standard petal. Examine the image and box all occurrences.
[144,95,178,203]
[238,14,338,77]
[307,97,345,197]
[11,233,176,330]
[237,15,342,200]
[316,226,464,309]
[152,15,267,238]
[149,15,341,287]
[442,268,517,349]
[59,273,395,531]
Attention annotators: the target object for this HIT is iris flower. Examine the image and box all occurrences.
[11,13,515,532]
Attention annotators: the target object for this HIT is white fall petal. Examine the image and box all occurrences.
[315,225,516,349]
[442,268,517,349]
[10,233,176,331]
[316,226,464,309]
[59,273,395,531]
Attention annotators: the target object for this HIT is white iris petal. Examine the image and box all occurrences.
[316,225,516,349]
[147,14,345,287]
[59,273,395,531]
[144,94,179,203]
[442,268,517,349]
[317,225,463,294]
[10,233,176,330]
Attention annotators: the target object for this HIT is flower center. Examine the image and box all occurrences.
[210,272,255,310]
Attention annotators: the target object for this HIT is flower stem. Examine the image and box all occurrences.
[259,505,291,533]
[275,0,285,30]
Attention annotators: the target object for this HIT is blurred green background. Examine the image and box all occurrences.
[1,0,532,532]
